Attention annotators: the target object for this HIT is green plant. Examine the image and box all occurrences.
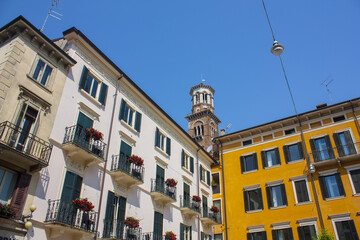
[312,229,334,240]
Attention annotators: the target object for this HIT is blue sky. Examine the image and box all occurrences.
[1,0,360,134]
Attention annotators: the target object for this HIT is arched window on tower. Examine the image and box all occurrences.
[193,122,204,137]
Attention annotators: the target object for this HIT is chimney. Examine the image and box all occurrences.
[316,103,327,109]
[221,129,225,136]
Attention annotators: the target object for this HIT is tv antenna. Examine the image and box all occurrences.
[321,76,334,104]
[40,0,63,32]
[225,123,232,132]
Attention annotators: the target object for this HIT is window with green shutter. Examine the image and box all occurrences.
[155,127,171,155]
[181,223,192,240]
[181,150,194,173]
[103,191,127,239]
[119,99,142,132]
[153,211,163,240]
[60,171,82,203]
[293,179,310,203]
[79,66,108,106]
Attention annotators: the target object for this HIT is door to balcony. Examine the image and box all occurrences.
[110,154,144,188]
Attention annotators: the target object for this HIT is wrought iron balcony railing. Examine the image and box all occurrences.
[309,142,359,164]
[45,199,98,233]
[0,121,52,167]
[142,232,165,240]
[111,154,144,182]
[63,125,106,160]
[180,195,201,214]
[150,179,177,201]
[103,219,124,239]
[202,208,221,224]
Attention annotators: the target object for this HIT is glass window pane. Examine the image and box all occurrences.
[91,79,99,98]
[315,138,330,161]
[248,190,261,210]
[266,150,277,167]
[295,180,309,203]
[324,175,340,198]
[40,65,53,85]
[338,133,351,156]
[245,155,255,171]
[84,75,93,93]
[350,169,360,193]
[32,59,45,80]
[212,173,220,194]
[128,108,134,126]
[335,220,357,240]
[288,144,301,161]
[0,170,17,203]
[271,185,283,207]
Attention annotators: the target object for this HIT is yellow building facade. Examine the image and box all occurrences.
[214,98,360,240]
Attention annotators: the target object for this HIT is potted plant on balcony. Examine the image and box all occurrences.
[210,206,220,213]
[165,178,177,188]
[211,179,217,187]
[123,217,140,237]
[192,195,201,208]
[0,203,17,218]
[127,155,144,167]
[165,231,177,240]
[72,198,94,212]
[85,128,103,141]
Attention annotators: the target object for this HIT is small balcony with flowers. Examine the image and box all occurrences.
[0,121,52,172]
[200,206,221,226]
[142,230,177,240]
[110,154,145,188]
[62,126,106,166]
[44,198,98,238]
[150,178,177,205]
[180,195,201,218]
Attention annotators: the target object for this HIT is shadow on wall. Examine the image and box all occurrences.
[127,188,141,208]
[35,167,50,199]
[163,205,173,222]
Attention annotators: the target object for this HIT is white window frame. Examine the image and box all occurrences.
[30,56,55,87]
[290,175,312,205]
[184,224,191,240]
[123,102,136,127]
[345,164,360,196]
[0,166,18,204]
[212,171,221,195]
[297,220,318,239]
[329,213,351,240]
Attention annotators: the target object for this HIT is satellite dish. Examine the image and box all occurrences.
[206,145,213,153]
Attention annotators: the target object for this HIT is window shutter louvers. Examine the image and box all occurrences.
[247,233,251,240]
[275,148,281,165]
[262,231,267,239]
[79,66,89,89]
[258,189,264,210]
[181,150,185,167]
[298,142,304,159]
[324,135,335,159]
[201,232,204,240]
[253,153,258,170]
[103,191,115,238]
[288,228,294,240]
[309,139,319,162]
[297,226,305,240]
[344,131,357,155]
[240,156,245,173]
[200,165,203,180]
[283,145,290,163]
[335,173,346,196]
[119,99,126,121]
[166,137,171,155]
[319,176,329,199]
[190,226,192,240]
[99,82,108,105]
[180,223,184,240]
[190,157,194,173]
[10,173,32,217]
[280,184,288,206]
[333,133,343,156]
[261,151,267,168]
[272,230,278,240]
[243,191,249,212]
[266,186,272,208]
[348,220,360,240]
[155,127,160,147]
[134,112,142,132]
[207,170,210,185]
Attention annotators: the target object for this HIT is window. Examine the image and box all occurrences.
[155,128,171,155]
[119,140,132,162]
[181,150,194,173]
[79,66,108,105]
[240,153,258,173]
[200,165,210,185]
[292,179,310,204]
[213,200,222,223]
[212,173,220,194]
[348,168,360,194]
[60,171,82,203]
[214,234,223,240]
[194,124,204,136]
[201,232,212,240]
[333,131,356,157]
[0,167,17,204]
[153,212,163,240]
[272,228,294,240]
[283,142,304,163]
[333,115,345,122]
[285,128,296,135]
[103,191,126,238]
[261,148,280,168]
[180,224,192,240]
[119,99,142,132]
[319,173,345,199]
[266,184,287,208]
[32,58,53,86]
[247,231,267,240]
[244,188,263,212]
[297,225,317,240]
[309,136,335,162]
[243,139,253,146]
[334,220,359,240]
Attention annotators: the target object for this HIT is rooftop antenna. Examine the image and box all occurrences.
[225,123,232,132]
[321,76,334,104]
[40,0,63,32]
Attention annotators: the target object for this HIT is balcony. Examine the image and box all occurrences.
[309,142,360,168]
[103,219,124,239]
[44,199,98,238]
[0,121,52,171]
[150,179,177,205]
[200,208,221,226]
[62,125,106,166]
[180,196,201,218]
[110,154,144,188]
[142,232,165,240]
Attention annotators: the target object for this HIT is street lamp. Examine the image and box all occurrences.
[270,40,284,56]
[22,204,37,230]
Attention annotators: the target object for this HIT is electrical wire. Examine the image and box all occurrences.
[261,0,276,42]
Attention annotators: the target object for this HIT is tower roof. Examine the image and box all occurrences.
[189,83,215,95]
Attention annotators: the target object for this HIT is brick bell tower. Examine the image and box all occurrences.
[185,82,221,158]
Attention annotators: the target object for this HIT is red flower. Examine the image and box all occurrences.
[72,198,94,211]
[165,231,177,240]
[123,217,140,228]
[210,206,220,213]
[192,195,201,202]
[127,155,144,167]
[165,178,177,187]
[0,203,17,218]
[86,128,104,141]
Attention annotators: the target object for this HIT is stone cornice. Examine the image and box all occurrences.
[189,83,215,95]
[185,110,221,124]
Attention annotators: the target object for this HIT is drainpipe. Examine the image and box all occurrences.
[94,75,122,240]
[296,116,325,229]
[196,148,201,240]
[218,139,228,240]
[350,100,360,137]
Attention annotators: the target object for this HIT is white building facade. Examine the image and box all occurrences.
[26,23,217,240]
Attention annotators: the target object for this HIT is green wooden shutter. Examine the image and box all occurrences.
[261,151,267,168]
[318,176,329,199]
[297,226,305,240]
[61,171,82,203]
[134,112,142,132]
[288,228,294,240]
[309,139,319,162]
[247,233,252,240]
[190,226,192,240]
[103,191,115,238]
[98,83,108,106]
[266,186,272,208]
[253,153,258,170]
[275,148,281,165]
[243,190,249,212]
[153,212,163,239]
[120,141,132,160]
[344,131,357,155]
[258,189,264,210]
[155,128,160,147]
[298,142,304,159]
[166,137,171,155]
[280,184,288,206]
[119,99,126,121]
[202,195,208,217]
[348,220,359,240]
[240,156,245,173]
[200,165,204,181]
[206,170,210,185]
[201,232,204,240]
[156,165,165,192]
[324,135,335,159]
[181,150,185,167]
[184,183,190,206]
[79,66,89,89]
[283,145,290,163]
[190,156,194,173]
[117,196,127,238]
[76,112,94,130]
[335,173,346,196]
[272,230,278,240]
[180,223,184,240]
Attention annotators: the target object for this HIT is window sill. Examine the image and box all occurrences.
[325,196,345,201]
[120,119,139,135]
[182,166,193,176]
[353,193,360,197]
[287,159,305,164]
[295,201,313,206]
[270,205,287,210]
[243,169,258,174]
[264,164,281,170]
[246,209,263,214]
[201,180,210,188]
[80,89,103,108]
[155,146,169,158]
[26,74,53,94]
